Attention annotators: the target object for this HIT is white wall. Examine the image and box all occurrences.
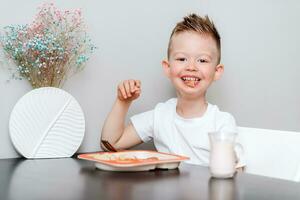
[206,0,300,130]
[1,0,299,158]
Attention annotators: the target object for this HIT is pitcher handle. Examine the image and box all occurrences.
[234,143,245,169]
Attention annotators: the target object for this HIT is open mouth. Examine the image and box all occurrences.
[181,76,200,88]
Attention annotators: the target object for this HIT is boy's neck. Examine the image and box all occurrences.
[176,97,208,119]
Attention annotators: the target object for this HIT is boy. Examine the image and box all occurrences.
[101,14,244,167]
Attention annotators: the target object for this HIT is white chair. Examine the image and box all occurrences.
[237,126,300,182]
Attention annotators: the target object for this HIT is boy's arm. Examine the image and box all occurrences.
[100,80,142,150]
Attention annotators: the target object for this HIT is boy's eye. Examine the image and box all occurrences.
[198,59,208,63]
[176,58,187,62]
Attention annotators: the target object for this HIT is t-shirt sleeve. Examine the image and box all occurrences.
[217,112,238,134]
[130,110,154,143]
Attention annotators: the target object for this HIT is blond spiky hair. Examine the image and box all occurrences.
[167,14,221,63]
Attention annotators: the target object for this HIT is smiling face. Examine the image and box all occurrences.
[162,31,224,99]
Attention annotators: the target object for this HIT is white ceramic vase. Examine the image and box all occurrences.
[9,87,85,159]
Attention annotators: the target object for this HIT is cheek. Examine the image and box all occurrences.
[170,69,177,77]
[169,65,181,77]
[202,68,216,79]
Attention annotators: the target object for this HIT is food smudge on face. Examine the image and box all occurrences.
[185,80,196,87]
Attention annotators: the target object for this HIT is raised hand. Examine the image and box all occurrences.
[117,79,141,102]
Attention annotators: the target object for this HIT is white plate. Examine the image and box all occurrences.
[78,150,189,172]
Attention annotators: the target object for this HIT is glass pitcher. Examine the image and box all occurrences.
[209,131,240,178]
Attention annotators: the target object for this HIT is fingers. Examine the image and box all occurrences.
[117,79,141,100]
[123,80,132,97]
[135,80,141,89]
[118,83,127,99]
[129,80,135,93]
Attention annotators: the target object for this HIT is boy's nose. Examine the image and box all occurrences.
[186,62,198,71]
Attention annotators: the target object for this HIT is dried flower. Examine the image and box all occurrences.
[0,2,96,88]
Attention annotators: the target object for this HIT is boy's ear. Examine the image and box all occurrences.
[213,64,224,81]
[162,59,171,78]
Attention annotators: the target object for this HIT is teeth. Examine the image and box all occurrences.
[182,77,200,81]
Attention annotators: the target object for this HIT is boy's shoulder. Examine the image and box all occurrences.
[155,98,177,108]
[208,103,236,124]
[153,98,177,112]
[208,103,237,131]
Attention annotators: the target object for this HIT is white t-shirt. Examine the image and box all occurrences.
[131,98,245,166]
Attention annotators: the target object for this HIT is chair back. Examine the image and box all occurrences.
[238,127,300,182]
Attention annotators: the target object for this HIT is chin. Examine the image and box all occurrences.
[177,88,204,99]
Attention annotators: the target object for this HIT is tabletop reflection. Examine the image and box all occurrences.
[209,177,237,200]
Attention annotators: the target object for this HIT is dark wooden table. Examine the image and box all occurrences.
[1,157,300,200]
